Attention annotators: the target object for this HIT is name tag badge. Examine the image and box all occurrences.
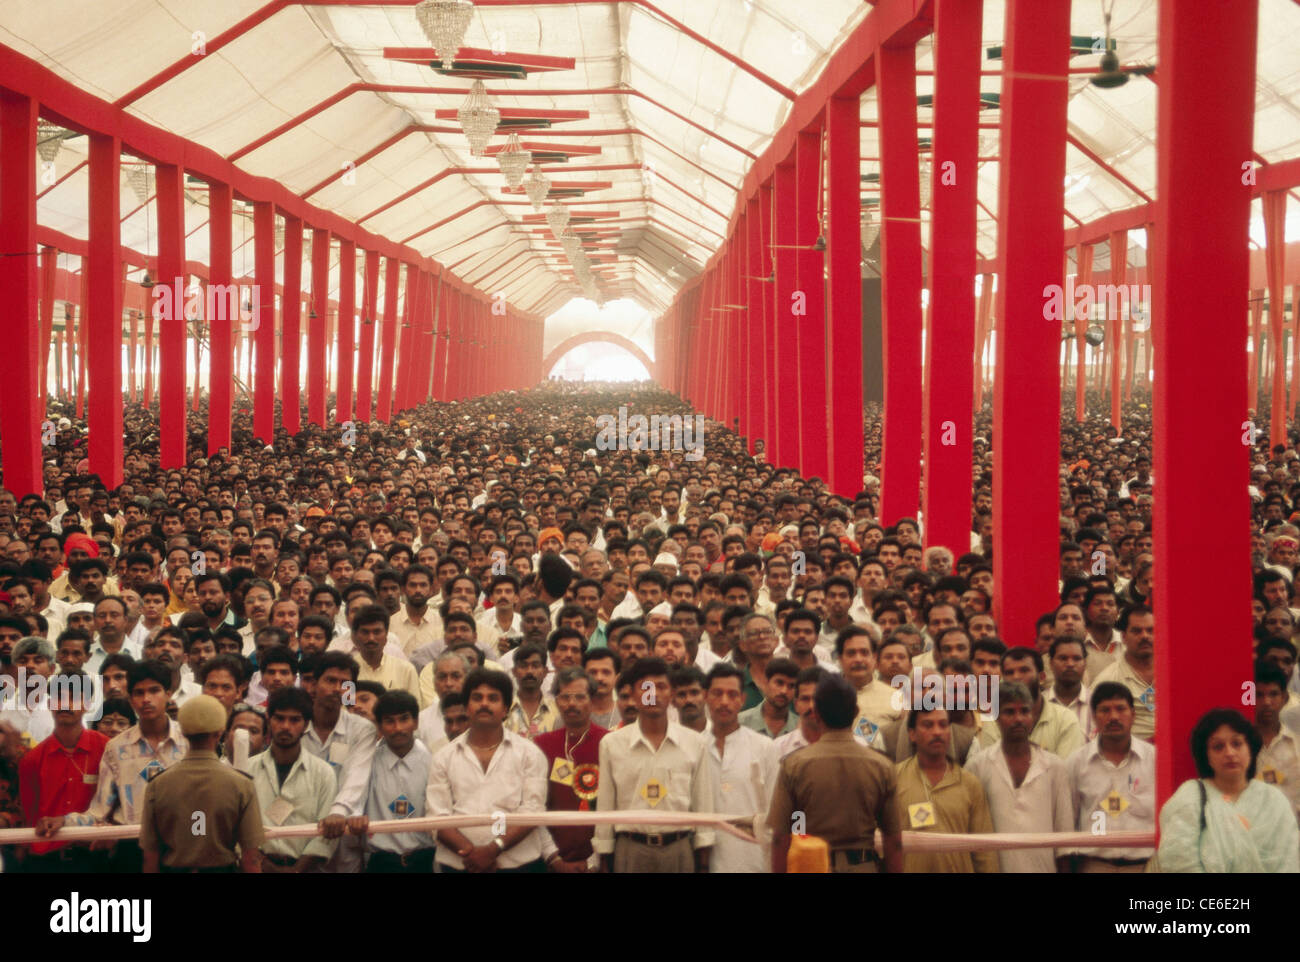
[1103,789,1130,814]
[82,774,98,785]
[908,802,936,828]
[266,797,294,826]
[550,757,574,786]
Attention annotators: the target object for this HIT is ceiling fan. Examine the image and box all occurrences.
[1090,2,1155,88]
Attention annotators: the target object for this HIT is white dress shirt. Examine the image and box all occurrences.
[364,740,437,855]
[965,743,1074,872]
[1064,736,1156,859]
[705,725,778,873]
[426,729,549,870]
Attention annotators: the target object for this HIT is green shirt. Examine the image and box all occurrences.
[738,704,797,739]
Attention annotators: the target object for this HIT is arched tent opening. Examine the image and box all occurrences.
[544,331,655,381]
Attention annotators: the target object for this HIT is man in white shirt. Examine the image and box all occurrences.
[966,681,1073,872]
[1063,681,1156,872]
[702,663,778,872]
[426,667,549,873]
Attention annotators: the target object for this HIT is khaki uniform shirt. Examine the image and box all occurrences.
[139,749,264,868]
[893,757,998,873]
[767,730,901,851]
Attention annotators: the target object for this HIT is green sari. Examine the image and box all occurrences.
[1156,778,1299,873]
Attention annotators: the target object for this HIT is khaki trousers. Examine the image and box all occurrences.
[613,835,695,873]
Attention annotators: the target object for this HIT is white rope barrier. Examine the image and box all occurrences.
[0,813,1155,852]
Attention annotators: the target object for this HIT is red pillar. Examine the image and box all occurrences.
[77,269,88,419]
[795,128,829,481]
[142,263,155,410]
[307,229,330,427]
[208,182,233,453]
[759,181,776,458]
[87,134,126,485]
[877,44,924,524]
[250,200,275,443]
[335,239,356,424]
[1109,230,1127,432]
[397,263,419,410]
[432,274,451,402]
[281,215,303,435]
[1263,191,1288,451]
[356,248,379,422]
[0,92,44,496]
[744,198,763,450]
[157,162,188,465]
[826,94,864,496]
[923,0,982,554]
[1153,0,1257,804]
[1074,244,1093,421]
[376,256,400,422]
[39,245,54,407]
[772,161,799,469]
[991,0,1068,645]
[127,311,138,405]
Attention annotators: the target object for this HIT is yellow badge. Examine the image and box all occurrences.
[550,757,574,786]
[1104,790,1129,815]
[1260,766,1285,785]
[640,778,666,807]
[908,802,936,828]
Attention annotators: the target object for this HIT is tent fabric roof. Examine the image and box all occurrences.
[8,0,1300,324]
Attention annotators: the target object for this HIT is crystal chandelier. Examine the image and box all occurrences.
[36,120,67,164]
[127,166,154,204]
[497,132,532,189]
[415,0,475,70]
[524,166,550,210]
[457,79,500,157]
[545,203,570,237]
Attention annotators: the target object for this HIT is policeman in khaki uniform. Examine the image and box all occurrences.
[767,675,903,873]
[139,695,265,873]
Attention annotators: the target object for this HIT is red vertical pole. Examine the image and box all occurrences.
[397,264,419,410]
[414,271,435,404]
[77,269,89,420]
[795,128,829,481]
[281,216,303,435]
[1248,294,1263,410]
[744,199,763,450]
[0,92,44,496]
[759,181,776,458]
[208,182,233,453]
[128,311,138,405]
[991,0,1068,646]
[335,239,356,423]
[1153,0,1257,805]
[1109,230,1127,432]
[39,245,55,406]
[972,274,992,411]
[86,134,126,484]
[250,201,275,444]
[877,44,924,524]
[772,161,799,469]
[826,94,864,495]
[1075,245,1093,421]
[1263,192,1288,451]
[307,229,330,427]
[923,0,982,555]
[432,274,451,402]
[376,256,400,421]
[356,248,379,422]
[157,163,188,466]
[142,263,155,411]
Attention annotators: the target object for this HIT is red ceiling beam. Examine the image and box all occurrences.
[1065,132,1153,203]
[382,47,576,72]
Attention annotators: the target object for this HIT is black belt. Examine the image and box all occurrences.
[160,864,238,874]
[367,849,436,871]
[617,831,692,847]
[832,847,879,865]
[1086,855,1148,867]
[260,852,298,867]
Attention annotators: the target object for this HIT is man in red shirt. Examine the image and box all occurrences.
[18,669,108,872]
[534,667,607,873]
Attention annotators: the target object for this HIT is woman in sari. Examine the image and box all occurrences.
[1157,707,1299,872]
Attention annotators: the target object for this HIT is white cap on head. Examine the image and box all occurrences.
[649,601,673,618]
[653,553,678,568]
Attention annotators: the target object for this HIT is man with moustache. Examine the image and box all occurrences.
[998,647,1085,758]
[534,668,608,873]
[1093,606,1155,741]
[891,705,998,873]
[738,657,797,738]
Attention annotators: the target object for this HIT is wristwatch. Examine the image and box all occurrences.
[492,837,506,852]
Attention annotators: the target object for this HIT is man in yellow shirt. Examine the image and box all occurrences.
[351,604,419,699]
[836,625,898,745]
[893,705,998,873]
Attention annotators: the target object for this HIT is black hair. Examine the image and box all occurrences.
[1189,708,1260,780]
[704,662,745,689]
[267,686,314,725]
[198,653,247,686]
[813,674,858,730]
[96,697,137,728]
[462,667,514,709]
[126,658,173,694]
[374,689,420,725]
[315,650,360,682]
[1089,681,1135,713]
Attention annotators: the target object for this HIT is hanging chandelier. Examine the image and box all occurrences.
[127,166,154,204]
[546,202,570,237]
[37,120,67,164]
[524,166,550,210]
[415,0,475,70]
[457,79,500,157]
[497,132,532,188]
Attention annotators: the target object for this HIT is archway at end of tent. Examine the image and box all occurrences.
[542,331,656,381]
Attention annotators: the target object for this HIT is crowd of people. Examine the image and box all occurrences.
[0,378,1297,873]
